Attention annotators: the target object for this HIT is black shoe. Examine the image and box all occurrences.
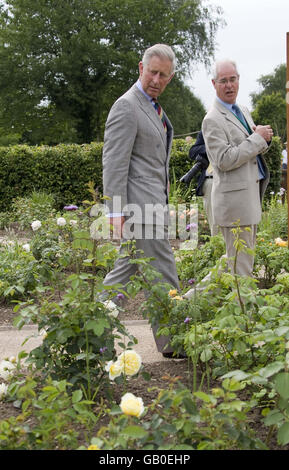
[162,352,187,359]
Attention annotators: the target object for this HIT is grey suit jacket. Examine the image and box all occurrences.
[202,99,270,227]
[102,83,173,225]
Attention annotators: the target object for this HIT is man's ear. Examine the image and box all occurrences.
[138,61,143,77]
[168,73,174,84]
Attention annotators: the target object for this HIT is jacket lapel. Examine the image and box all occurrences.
[214,99,250,136]
[133,85,168,149]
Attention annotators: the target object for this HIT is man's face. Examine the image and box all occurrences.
[139,55,174,99]
[212,62,239,104]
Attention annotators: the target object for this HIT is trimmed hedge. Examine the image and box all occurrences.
[0,137,283,212]
[0,143,103,211]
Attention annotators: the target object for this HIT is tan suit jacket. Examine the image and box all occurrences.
[202,99,270,227]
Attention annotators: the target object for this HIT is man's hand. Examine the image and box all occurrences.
[109,216,125,240]
[252,124,274,143]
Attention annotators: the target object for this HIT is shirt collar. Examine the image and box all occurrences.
[216,96,235,113]
[136,79,155,104]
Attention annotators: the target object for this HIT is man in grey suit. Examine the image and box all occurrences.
[202,59,273,276]
[102,44,180,356]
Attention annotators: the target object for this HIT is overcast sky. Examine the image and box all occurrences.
[187,0,289,112]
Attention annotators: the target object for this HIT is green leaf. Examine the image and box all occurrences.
[109,405,122,415]
[183,397,197,414]
[275,326,289,337]
[86,318,109,336]
[277,422,289,446]
[72,389,83,403]
[122,425,148,438]
[194,391,216,404]
[274,373,289,399]
[221,370,251,381]
[264,410,283,426]
[200,348,212,362]
[141,371,151,381]
[259,361,284,378]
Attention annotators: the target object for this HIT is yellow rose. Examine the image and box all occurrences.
[118,350,142,376]
[105,360,123,380]
[169,289,178,297]
[275,237,288,247]
[120,392,144,418]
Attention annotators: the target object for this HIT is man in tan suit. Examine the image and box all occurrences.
[102,44,180,356]
[201,59,273,276]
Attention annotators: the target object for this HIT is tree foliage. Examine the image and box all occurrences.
[252,92,287,143]
[250,64,286,107]
[251,64,287,143]
[0,0,223,144]
[161,78,206,137]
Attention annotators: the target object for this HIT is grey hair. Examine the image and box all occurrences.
[212,59,239,80]
[142,44,176,74]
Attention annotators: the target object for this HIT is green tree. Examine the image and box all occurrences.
[0,0,223,144]
[250,64,286,107]
[161,78,206,137]
[252,92,287,143]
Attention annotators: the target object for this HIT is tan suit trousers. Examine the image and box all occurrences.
[220,224,257,277]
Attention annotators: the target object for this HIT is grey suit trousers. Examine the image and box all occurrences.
[103,224,179,353]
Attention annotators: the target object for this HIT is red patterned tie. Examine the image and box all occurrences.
[153,100,167,131]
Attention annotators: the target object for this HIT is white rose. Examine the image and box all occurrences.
[31,220,42,231]
[57,217,66,227]
[22,243,30,252]
[117,350,142,376]
[103,300,119,318]
[0,383,8,400]
[105,360,123,380]
[0,360,16,381]
[120,393,144,418]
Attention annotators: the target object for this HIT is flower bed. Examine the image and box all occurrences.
[0,188,288,450]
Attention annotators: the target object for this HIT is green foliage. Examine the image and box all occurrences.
[0,241,41,301]
[262,136,283,201]
[0,0,223,143]
[90,382,265,450]
[252,93,287,144]
[0,211,13,230]
[161,79,206,136]
[254,235,289,288]
[0,175,288,449]
[0,377,97,450]
[169,139,195,182]
[180,273,289,380]
[176,233,226,284]
[251,64,286,107]
[0,143,103,211]
[259,190,288,240]
[11,191,56,229]
[0,140,198,212]
[13,274,134,394]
